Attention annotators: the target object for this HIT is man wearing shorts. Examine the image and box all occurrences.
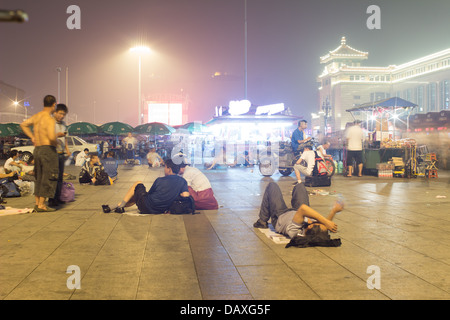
[20,95,59,212]
[345,120,364,177]
[253,182,343,238]
[107,158,189,214]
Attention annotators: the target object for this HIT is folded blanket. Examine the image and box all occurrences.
[0,207,34,216]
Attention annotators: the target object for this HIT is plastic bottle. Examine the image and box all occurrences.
[337,161,343,174]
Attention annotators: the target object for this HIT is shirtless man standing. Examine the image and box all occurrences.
[20,95,59,212]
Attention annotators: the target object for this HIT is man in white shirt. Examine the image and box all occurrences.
[293,141,315,185]
[179,162,218,210]
[4,150,25,174]
[316,141,331,160]
[146,147,164,167]
[345,120,364,177]
[75,148,90,166]
[49,104,71,206]
[123,132,138,160]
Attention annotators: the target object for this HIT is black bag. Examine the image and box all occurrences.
[0,178,21,197]
[168,196,197,214]
[304,175,331,187]
[94,169,112,186]
[286,225,341,248]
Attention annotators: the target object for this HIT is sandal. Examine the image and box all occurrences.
[102,205,111,213]
[114,207,125,214]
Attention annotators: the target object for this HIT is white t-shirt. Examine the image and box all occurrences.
[55,121,67,153]
[75,152,89,166]
[316,145,327,160]
[123,137,138,150]
[182,166,212,192]
[346,125,364,151]
[297,150,315,176]
[147,151,162,167]
[4,157,20,172]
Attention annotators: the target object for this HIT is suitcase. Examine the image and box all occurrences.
[304,175,331,187]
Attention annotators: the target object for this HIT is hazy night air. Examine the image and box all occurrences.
[1,0,449,125]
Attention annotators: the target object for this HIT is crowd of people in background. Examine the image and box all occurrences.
[3,93,361,237]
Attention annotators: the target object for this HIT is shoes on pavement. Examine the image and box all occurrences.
[253,220,268,229]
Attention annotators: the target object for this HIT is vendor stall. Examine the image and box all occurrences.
[346,97,436,178]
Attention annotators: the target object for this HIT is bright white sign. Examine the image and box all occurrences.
[228,100,251,116]
[255,103,285,115]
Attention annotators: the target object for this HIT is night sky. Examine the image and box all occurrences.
[1,0,449,126]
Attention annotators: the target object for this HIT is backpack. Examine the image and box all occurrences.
[0,178,21,198]
[60,181,75,202]
[94,169,113,186]
[312,151,328,176]
[168,196,197,215]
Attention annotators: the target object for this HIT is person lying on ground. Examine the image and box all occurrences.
[253,181,344,238]
[103,158,189,214]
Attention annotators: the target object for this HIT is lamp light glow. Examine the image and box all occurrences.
[130,46,151,54]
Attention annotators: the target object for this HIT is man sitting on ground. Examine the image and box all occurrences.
[104,158,189,214]
[179,160,218,210]
[146,147,164,167]
[102,151,118,181]
[75,148,89,166]
[4,150,27,174]
[253,181,344,239]
[79,153,103,184]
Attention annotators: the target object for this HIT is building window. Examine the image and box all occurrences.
[417,86,424,113]
[441,80,449,110]
[428,83,436,112]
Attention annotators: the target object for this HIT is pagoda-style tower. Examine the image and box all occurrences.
[316,37,376,134]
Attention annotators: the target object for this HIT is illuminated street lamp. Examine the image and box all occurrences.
[130,45,150,125]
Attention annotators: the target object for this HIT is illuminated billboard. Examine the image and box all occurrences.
[148,102,183,125]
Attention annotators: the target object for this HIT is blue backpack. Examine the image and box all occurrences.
[0,178,21,197]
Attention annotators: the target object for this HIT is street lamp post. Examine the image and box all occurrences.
[130,46,150,125]
[56,67,62,102]
[322,98,332,135]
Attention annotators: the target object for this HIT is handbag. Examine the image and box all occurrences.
[60,181,75,202]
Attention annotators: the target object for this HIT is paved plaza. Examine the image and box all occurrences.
[0,163,449,300]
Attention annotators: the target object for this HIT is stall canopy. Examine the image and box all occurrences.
[346,97,417,112]
[346,97,418,140]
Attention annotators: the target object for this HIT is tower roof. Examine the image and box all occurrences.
[320,37,368,64]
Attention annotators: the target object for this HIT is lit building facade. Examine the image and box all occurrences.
[315,37,450,133]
